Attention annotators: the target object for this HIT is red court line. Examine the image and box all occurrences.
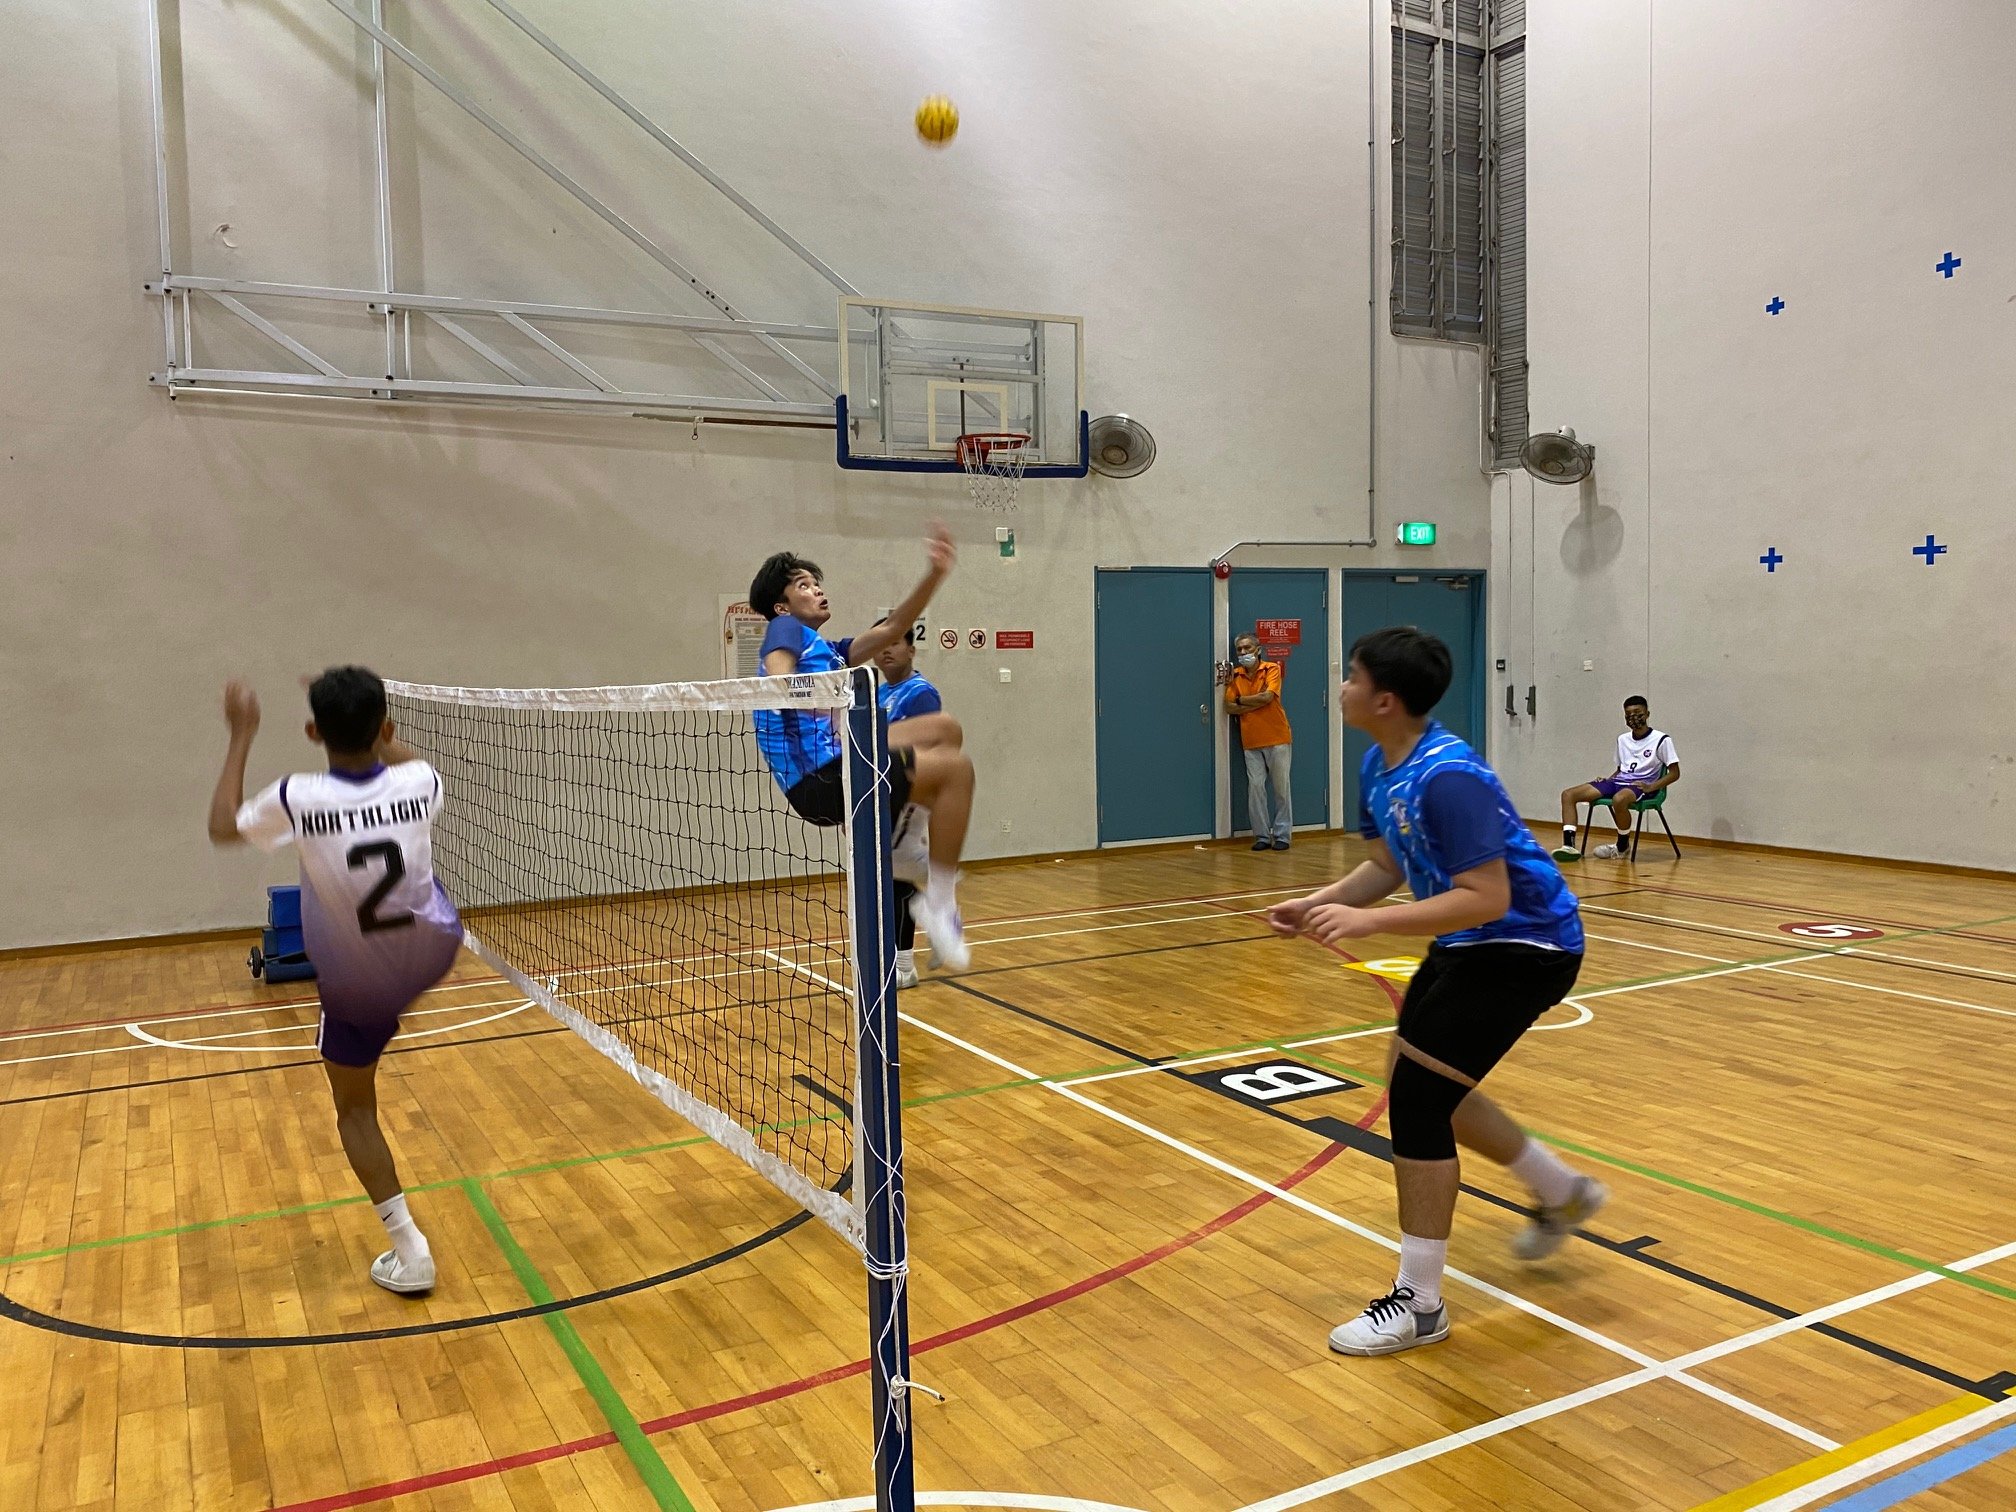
[4,880,1307,1044]
[268,1140,1348,1512]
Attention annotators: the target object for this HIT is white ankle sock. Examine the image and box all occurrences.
[1509,1138,1579,1208]
[374,1193,431,1266]
[1396,1234,1447,1312]
[895,948,916,973]
[925,863,957,914]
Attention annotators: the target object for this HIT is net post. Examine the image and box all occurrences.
[844,667,916,1512]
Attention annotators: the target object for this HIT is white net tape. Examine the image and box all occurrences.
[957,434,1031,512]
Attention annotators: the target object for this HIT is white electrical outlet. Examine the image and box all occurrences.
[1582,659,1594,671]
[1000,819,1012,833]
[998,667,1011,683]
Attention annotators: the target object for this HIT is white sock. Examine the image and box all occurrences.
[1509,1138,1579,1208]
[374,1192,430,1266]
[1396,1234,1447,1312]
[895,948,916,973]
[925,862,958,914]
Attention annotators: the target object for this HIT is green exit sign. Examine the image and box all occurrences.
[1397,521,1437,547]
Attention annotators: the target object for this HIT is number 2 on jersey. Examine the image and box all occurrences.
[347,841,415,933]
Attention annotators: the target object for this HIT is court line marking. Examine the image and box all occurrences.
[1691,1394,1997,1511]
[120,1002,529,1055]
[1757,965,2016,1021]
[764,1497,1151,1512]
[897,1007,1841,1452]
[1745,1396,2016,1512]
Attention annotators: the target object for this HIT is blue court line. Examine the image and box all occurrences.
[1824,1420,2016,1510]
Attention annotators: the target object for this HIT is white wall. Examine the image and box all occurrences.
[1494,0,2016,869]
[2,0,1490,948]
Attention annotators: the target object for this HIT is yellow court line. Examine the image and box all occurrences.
[1691,1393,1992,1511]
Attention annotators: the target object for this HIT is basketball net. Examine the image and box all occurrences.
[955,432,1030,512]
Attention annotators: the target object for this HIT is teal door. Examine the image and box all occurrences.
[1095,568,1215,843]
[1339,573,1486,824]
[1228,569,1330,834]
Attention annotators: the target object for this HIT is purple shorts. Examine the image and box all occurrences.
[312,917,464,1067]
[1591,778,1649,801]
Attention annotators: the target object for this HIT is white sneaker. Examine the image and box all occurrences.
[894,962,920,990]
[1513,1176,1608,1262]
[371,1248,436,1295]
[1592,842,1623,860]
[1328,1286,1450,1356]
[1552,845,1582,862]
[910,893,970,971]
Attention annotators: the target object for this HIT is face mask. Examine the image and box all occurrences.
[1236,653,1259,668]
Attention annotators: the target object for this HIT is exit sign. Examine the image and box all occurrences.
[1397,521,1437,547]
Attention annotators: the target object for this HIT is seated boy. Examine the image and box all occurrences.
[749,524,976,969]
[1554,695,1680,860]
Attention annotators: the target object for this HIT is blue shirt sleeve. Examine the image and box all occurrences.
[759,616,808,664]
[830,636,854,665]
[1420,770,1508,876]
[1357,791,1377,840]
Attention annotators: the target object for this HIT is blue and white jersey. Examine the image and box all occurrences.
[879,672,942,726]
[237,762,464,1012]
[754,615,854,790]
[1358,723,1584,952]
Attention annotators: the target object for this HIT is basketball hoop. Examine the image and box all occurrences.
[955,432,1031,511]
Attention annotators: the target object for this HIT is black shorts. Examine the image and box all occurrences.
[784,750,914,828]
[1395,942,1584,1084]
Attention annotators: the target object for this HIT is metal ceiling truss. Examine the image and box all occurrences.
[144,0,858,427]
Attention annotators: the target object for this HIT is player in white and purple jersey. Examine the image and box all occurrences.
[208,667,462,1296]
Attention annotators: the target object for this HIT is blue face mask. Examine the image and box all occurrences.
[1236,652,1259,668]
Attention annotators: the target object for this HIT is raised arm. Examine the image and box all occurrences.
[208,681,261,844]
[848,524,955,665]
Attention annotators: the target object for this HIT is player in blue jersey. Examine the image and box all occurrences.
[870,619,943,988]
[1269,626,1606,1358]
[749,525,976,969]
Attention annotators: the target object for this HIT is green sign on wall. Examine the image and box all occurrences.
[1396,521,1437,547]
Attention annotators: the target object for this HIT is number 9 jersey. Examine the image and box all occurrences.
[236,760,464,1028]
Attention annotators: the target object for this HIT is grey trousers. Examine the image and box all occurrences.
[1243,744,1292,843]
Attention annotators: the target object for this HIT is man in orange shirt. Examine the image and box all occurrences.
[1227,632,1294,850]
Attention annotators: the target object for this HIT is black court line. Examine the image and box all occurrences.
[0,1178,841,1350]
[939,978,1170,1067]
[936,973,2015,1401]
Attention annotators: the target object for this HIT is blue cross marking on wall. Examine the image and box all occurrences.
[1766,297,1786,315]
[1913,534,1948,565]
[1935,252,1962,278]
[1759,548,1783,572]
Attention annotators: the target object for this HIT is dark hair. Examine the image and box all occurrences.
[1349,626,1451,717]
[872,614,918,646]
[1624,694,1649,710]
[749,552,822,620]
[310,666,388,755]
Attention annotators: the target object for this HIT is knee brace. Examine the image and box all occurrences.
[1387,1054,1469,1161]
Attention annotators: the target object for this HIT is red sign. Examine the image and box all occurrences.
[1255,618,1302,645]
[937,629,959,651]
[996,630,1035,650]
[1779,922,1885,941]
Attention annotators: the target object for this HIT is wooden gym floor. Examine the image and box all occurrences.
[3,834,2015,1512]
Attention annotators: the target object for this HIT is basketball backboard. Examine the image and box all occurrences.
[835,298,1087,476]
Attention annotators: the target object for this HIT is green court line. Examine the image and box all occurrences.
[1280,1046,2016,1308]
[464,1180,697,1512]
[0,1074,1040,1266]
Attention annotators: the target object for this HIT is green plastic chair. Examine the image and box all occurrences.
[1578,784,1681,860]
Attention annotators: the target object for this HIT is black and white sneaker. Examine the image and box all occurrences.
[1327,1285,1450,1356]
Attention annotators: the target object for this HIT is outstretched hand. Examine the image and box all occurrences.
[924,521,956,578]
[223,680,261,739]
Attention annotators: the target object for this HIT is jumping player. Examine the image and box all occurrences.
[872,617,943,989]
[208,668,462,1296]
[749,524,976,969]
[1268,627,1607,1357]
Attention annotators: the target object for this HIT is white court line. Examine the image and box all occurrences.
[121,1002,529,1055]
[767,1495,1154,1512]
[1746,1395,2016,1512]
[1589,901,2016,984]
[1583,929,1738,965]
[898,1008,1841,1453]
[1759,964,2016,1022]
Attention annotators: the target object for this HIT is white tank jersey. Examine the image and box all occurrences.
[237,761,461,1000]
